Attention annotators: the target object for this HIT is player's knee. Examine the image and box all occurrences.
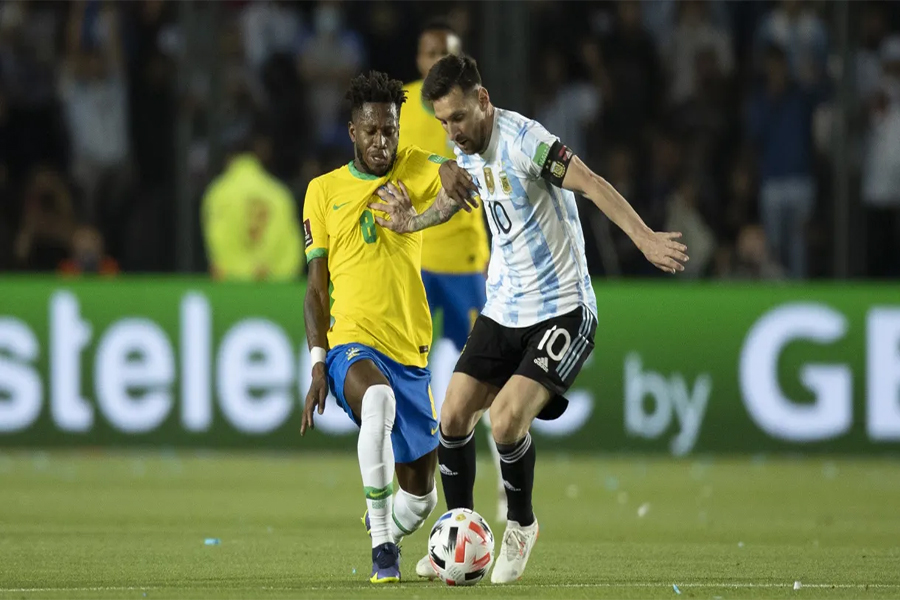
[360,384,396,430]
[490,402,529,445]
[417,486,438,517]
[439,400,479,437]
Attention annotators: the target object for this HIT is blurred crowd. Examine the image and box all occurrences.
[1,0,899,279]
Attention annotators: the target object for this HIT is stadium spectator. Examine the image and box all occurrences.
[723,223,786,280]
[57,224,119,276]
[200,129,302,282]
[259,51,310,184]
[600,1,663,148]
[754,0,828,88]
[125,0,177,191]
[665,175,716,278]
[0,0,897,279]
[861,35,900,278]
[0,1,68,180]
[59,45,130,225]
[299,1,366,150]
[856,2,892,103]
[534,47,602,160]
[240,0,304,76]
[746,43,821,279]
[13,166,77,271]
[664,0,734,105]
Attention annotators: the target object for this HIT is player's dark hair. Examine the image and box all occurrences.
[420,17,456,38]
[345,71,407,120]
[421,54,482,102]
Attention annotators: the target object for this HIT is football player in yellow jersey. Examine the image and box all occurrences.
[400,20,489,346]
[299,71,478,584]
[399,20,506,528]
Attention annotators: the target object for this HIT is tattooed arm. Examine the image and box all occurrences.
[368,182,470,234]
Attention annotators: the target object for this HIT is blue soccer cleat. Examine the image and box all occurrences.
[370,542,401,583]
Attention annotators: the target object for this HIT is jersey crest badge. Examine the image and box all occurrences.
[499,172,512,195]
[483,167,495,194]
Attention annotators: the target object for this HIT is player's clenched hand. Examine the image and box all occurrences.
[637,231,689,274]
[438,160,480,210]
[369,181,417,233]
[301,363,328,436]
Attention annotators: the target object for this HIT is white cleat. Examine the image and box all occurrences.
[416,554,439,579]
[490,519,539,584]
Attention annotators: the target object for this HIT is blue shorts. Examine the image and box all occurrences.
[326,343,438,464]
[421,271,487,351]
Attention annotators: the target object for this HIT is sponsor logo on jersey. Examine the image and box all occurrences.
[428,154,448,164]
[533,356,549,372]
[483,167,495,194]
[419,344,429,354]
[499,172,512,195]
[303,219,313,248]
[346,347,361,361]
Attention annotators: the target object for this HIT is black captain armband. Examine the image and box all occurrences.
[539,141,574,187]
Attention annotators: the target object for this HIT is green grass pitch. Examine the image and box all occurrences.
[1,451,899,599]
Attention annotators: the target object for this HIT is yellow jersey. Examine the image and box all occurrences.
[399,80,490,275]
[201,154,302,281]
[303,146,445,368]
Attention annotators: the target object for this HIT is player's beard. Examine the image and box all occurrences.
[356,144,396,177]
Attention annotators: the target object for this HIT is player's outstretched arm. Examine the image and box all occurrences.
[562,155,689,274]
[368,182,468,234]
[301,257,330,436]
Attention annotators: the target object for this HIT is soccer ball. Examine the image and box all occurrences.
[427,508,494,586]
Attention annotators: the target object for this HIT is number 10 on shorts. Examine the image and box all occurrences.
[537,326,571,362]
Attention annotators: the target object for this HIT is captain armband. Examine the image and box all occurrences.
[539,141,574,187]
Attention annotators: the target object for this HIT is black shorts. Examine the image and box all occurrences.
[454,305,597,419]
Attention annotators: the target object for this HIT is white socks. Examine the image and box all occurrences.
[358,385,396,547]
[390,486,438,543]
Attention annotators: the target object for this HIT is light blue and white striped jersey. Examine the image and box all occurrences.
[454,108,597,328]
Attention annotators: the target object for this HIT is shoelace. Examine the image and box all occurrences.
[502,528,529,561]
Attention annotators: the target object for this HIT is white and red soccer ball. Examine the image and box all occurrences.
[427,508,495,586]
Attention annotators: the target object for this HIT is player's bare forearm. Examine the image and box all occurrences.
[304,257,331,352]
[562,154,688,273]
[562,156,652,244]
[409,190,462,232]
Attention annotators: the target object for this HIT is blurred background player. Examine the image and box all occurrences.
[201,127,302,282]
[398,19,506,522]
[300,71,477,583]
[372,55,688,583]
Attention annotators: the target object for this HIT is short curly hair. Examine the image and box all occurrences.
[345,71,407,120]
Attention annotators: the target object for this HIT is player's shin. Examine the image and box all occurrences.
[438,428,477,510]
[358,385,397,547]
[390,487,438,543]
[496,433,536,526]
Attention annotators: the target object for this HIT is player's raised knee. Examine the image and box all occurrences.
[439,400,480,437]
[361,385,397,427]
[489,402,529,445]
